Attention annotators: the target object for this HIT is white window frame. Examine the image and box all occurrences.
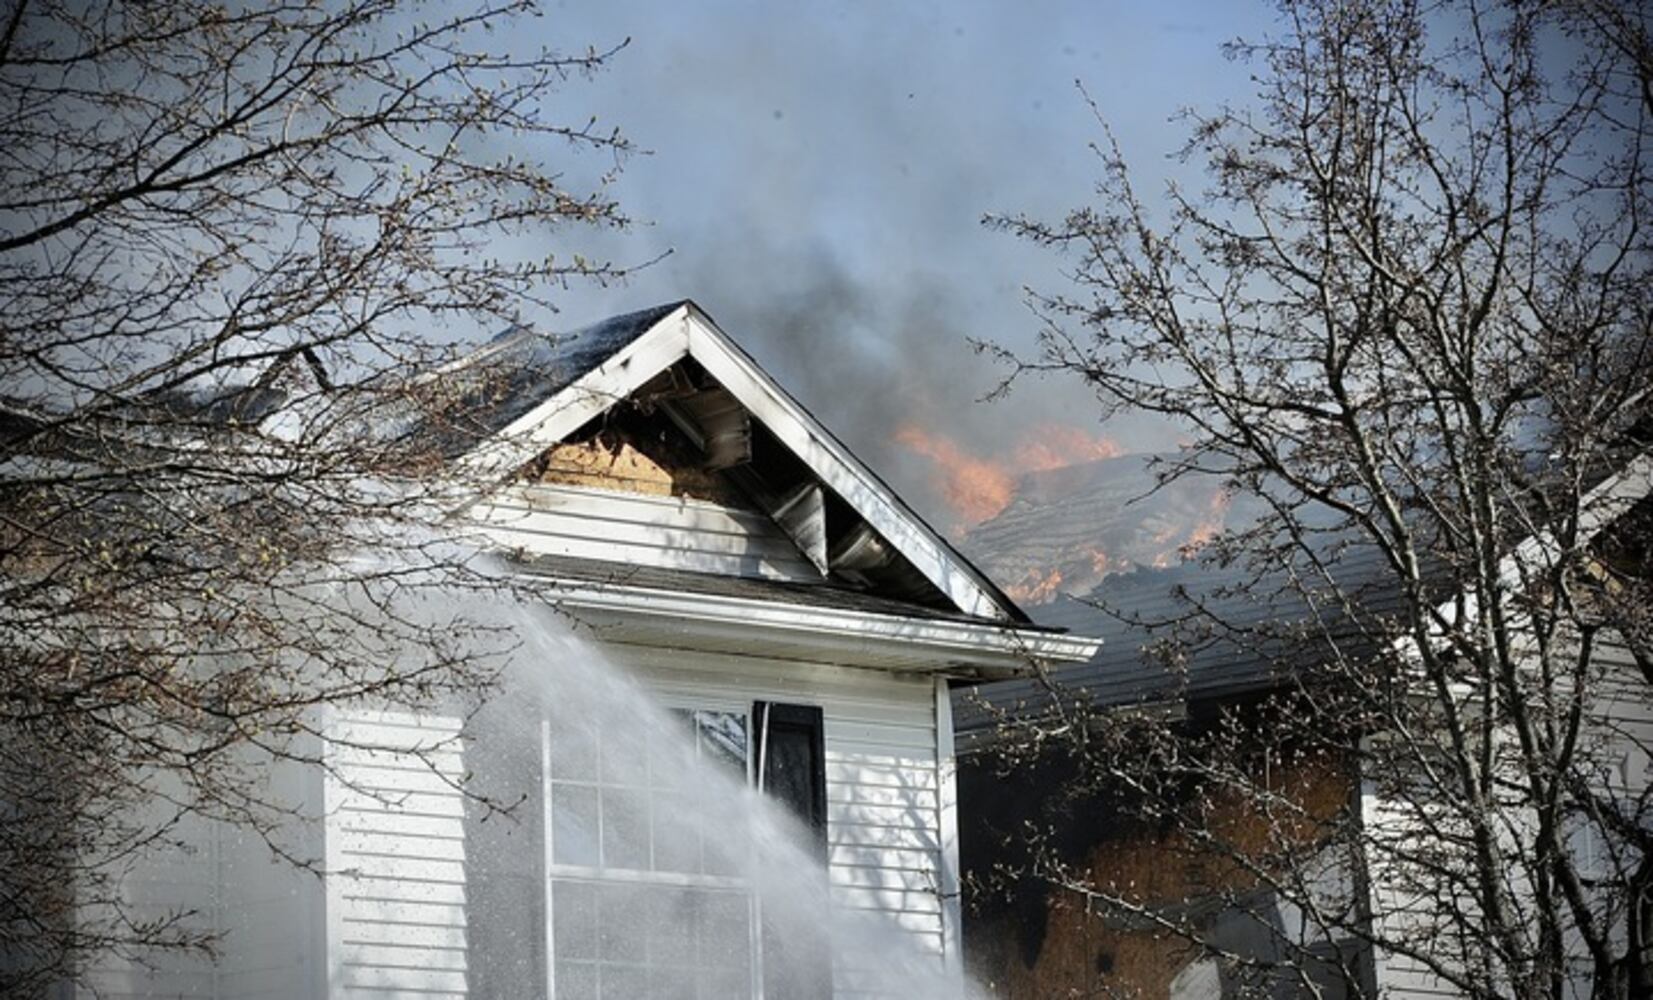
[540,703,764,999]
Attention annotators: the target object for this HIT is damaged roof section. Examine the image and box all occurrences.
[415,301,688,459]
[447,299,1043,629]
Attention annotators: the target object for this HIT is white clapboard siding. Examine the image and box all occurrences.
[468,482,824,582]
[1592,633,1653,798]
[1365,628,1653,1000]
[325,709,473,1000]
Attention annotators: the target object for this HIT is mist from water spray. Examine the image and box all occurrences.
[87,550,983,998]
[459,591,971,998]
[330,570,984,999]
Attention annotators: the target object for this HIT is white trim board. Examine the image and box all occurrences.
[523,573,1101,677]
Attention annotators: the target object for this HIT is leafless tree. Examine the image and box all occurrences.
[980,1,1653,998]
[0,1,639,993]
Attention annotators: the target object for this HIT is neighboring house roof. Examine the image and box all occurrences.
[953,547,1393,735]
[956,447,1653,736]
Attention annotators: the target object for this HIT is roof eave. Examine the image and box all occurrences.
[521,573,1101,680]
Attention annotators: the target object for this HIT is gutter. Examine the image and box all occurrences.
[516,573,1102,679]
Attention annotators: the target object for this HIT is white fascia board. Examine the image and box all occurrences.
[1380,450,1653,675]
[529,577,1101,675]
[454,306,692,484]
[1415,450,1653,643]
[1499,451,1653,587]
[681,310,1012,622]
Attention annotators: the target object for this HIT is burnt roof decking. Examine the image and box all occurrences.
[417,300,687,459]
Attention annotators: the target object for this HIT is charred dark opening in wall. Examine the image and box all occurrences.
[959,693,1370,999]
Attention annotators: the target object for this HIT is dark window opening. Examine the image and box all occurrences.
[753,701,832,1000]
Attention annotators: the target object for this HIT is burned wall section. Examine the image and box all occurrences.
[960,699,1369,999]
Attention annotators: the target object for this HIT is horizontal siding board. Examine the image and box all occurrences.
[475,524,819,580]
[828,782,939,810]
[473,505,809,561]
[824,719,938,752]
[829,823,942,852]
[336,810,471,842]
[339,921,468,951]
[468,481,828,583]
[332,766,468,798]
[341,878,470,906]
[829,844,940,873]
[826,760,939,791]
[340,965,468,992]
[337,853,466,886]
[332,790,468,819]
[495,482,773,528]
[828,800,940,830]
[340,944,469,972]
[339,832,470,863]
[830,885,942,915]
[482,486,782,539]
[829,865,939,893]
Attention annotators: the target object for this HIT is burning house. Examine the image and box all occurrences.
[59,300,1101,999]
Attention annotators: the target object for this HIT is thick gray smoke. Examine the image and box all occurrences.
[507,3,1228,531]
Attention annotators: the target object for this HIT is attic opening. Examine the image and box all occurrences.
[520,356,952,611]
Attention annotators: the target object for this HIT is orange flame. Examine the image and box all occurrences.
[1017,424,1126,472]
[1088,548,1111,576]
[894,422,1124,530]
[892,425,1016,528]
[1006,567,1064,605]
[1178,491,1231,557]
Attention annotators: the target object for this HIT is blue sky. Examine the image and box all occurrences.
[531,1,1279,531]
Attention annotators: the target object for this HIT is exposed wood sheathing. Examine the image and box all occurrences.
[964,748,1355,999]
[524,419,751,509]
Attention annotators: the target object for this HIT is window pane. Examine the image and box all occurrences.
[552,880,597,961]
[597,883,647,963]
[552,784,600,867]
[645,886,696,968]
[651,788,701,874]
[697,892,751,970]
[648,966,698,1000]
[601,787,650,870]
[599,965,648,1000]
[698,967,748,998]
[550,716,599,781]
[599,726,647,786]
[701,816,748,878]
[651,714,697,788]
[554,961,598,1000]
[695,711,748,775]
